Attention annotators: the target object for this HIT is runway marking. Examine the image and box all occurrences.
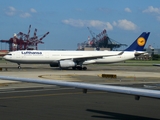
[39,74,81,81]
[0,91,105,100]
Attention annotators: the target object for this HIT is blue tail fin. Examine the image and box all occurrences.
[125,32,150,51]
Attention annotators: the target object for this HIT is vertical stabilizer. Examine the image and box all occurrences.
[125,32,150,51]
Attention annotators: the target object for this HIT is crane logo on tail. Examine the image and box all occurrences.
[137,37,146,46]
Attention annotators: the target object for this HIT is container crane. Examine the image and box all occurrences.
[0,25,49,51]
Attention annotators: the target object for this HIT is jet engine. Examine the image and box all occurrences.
[59,60,76,68]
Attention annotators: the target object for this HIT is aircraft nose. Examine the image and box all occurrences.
[3,55,7,59]
[3,55,8,60]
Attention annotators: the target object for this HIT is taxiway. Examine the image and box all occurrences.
[0,62,159,119]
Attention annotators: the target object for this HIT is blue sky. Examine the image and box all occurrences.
[0,0,160,50]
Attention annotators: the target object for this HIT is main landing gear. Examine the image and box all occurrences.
[72,66,87,70]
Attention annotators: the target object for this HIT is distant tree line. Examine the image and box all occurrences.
[152,54,160,60]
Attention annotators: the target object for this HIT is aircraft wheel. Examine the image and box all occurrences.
[18,66,21,69]
[82,67,87,70]
[72,67,77,70]
[77,66,82,70]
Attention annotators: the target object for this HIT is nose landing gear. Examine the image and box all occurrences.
[18,63,21,69]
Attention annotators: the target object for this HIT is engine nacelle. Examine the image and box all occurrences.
[59,60,76,68]
[50,63,59,67]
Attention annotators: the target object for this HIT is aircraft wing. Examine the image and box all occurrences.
[153,64,160,67]
[61,51,124,61]
[0,75,160,100]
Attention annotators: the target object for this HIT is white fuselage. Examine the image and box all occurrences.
[3,50,135,65]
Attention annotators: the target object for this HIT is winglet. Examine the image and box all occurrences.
[125,32,150,51]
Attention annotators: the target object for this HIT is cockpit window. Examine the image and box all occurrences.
[7,54,12,56]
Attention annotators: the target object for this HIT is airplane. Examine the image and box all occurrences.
[3,32,150,70]
[0,75,159,100]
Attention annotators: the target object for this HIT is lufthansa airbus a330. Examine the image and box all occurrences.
[3,32,150,70]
